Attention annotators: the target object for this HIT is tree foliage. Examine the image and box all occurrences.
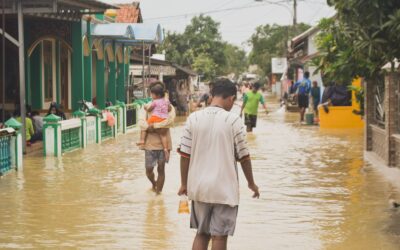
[312,18,371,85]
[159,15,247,80]
[248,23,310,77]
[314,0,400,83]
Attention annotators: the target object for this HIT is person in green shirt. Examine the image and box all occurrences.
[240,82,267,132]
[14,110,34,145]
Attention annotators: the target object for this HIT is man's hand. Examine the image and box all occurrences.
[178,185,187,196]
[248,183,260,198]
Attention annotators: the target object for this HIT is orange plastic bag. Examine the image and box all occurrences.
[178,195,190,214]
[105,111,115,127]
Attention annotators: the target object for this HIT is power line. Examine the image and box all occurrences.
[144,0,288,21]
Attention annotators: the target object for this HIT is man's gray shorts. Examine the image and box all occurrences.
[145,150,165,169]
[190,201,239,236]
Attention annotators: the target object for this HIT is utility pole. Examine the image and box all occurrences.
[293,0,297,27]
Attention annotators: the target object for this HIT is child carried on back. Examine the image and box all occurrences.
[137,82,172,161]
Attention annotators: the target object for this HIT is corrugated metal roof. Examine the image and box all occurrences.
[1,0,118,14]
[59,0,118,12]
[91,23,164,45]
[92,23,134,39]
[131,23,163,43]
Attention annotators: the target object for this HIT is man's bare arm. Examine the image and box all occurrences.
[178,156,190,195]
[241,100,246,116]
[240,157,260,198]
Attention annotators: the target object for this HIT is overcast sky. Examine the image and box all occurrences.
[106,0,335,51]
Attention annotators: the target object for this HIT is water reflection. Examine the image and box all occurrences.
[0,96,399,249]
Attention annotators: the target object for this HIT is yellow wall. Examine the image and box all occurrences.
[319,78,364,129]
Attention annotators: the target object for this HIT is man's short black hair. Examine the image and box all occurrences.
[304,71,310,78]
[210,78,237,98]
[150,81,165,98]
[253,82,261,90]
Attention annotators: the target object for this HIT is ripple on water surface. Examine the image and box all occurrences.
[0,98,400,249]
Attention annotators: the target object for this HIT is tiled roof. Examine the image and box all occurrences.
[115,2,143,23]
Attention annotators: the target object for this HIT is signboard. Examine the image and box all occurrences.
[271,58,287,74]
[133,91,144,98]
[129,65,176,76]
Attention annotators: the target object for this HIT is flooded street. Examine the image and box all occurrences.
[1,96,400,250]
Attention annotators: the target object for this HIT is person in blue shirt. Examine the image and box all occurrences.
[294,71,311,122]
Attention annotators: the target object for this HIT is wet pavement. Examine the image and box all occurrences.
[1,96,400,249]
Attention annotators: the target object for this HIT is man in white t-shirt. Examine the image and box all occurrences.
[178,78,260,250]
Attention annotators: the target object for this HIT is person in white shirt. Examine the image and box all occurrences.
[178,78,260,250]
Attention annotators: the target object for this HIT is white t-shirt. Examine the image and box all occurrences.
[179,106,250,206]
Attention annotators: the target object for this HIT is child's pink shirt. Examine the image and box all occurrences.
[150,98,170,119]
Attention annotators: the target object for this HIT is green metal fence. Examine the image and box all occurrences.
[126,103,138,129]
[101,121,113,141]
[0,135,12,175]
[61,127,81,153]
[125,98,152,129]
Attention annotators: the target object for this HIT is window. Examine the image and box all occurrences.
[374,78,385,128]
[60,43,70,109]
[43,40,54,102]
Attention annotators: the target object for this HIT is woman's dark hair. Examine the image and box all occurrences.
[150,81,166,98]
[47,102,59,115]
[210,78,237,99]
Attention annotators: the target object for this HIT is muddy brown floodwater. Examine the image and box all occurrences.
[1,96,400,249]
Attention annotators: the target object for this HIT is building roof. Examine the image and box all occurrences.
[91,23,164,45]
[115,2,143,23]
[1,0,117,15]
[173,64,197,76]
[292,26,319,43]
[58,0,118,12]
[92,23,135,39]
[130,55,198,77]
[131,23,163,43]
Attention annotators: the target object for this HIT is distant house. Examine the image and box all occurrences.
[129,55,198,104]
[288,26,323,86]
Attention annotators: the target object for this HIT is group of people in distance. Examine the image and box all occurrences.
[14,102,66,146]
[138,79,260,250]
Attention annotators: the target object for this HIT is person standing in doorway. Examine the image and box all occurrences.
[310,81,321,118]
[178,78,260,250]
[294,71,312,122]
[240,82,267,132]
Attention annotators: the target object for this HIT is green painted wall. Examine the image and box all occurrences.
[108,58,116,104]
[95,14,104,21]
[56,41,61,104]
[124,60,129,101]
[84,21,92,101]
[71,22,85,111]
[24,22,31,106]
[96,58,105,109]
[30,44,42,110]
[117,62,125,102]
